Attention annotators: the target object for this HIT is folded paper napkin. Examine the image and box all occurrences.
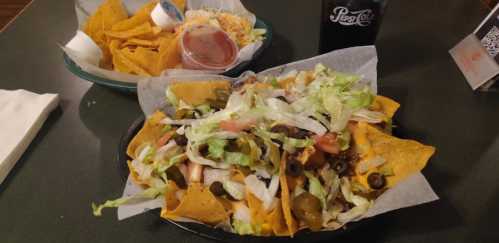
[0,90,59,184]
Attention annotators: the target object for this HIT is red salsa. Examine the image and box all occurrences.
[181,25,238,70]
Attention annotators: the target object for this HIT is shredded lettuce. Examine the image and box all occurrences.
[351,108,386,123]
[136,145,153,163]
[293,64,376,132]
[166,87,178,108]
[186,143,220,167]
[337,130,351,151]
[131,159,153,181]
[265,140,281,172]
[237,135,262,164]
[254,128,313,153]
[224,152,251,166]
[161,117,196,126]
[154,141,180,161]
[249,28,267,43]
[304,171,327,209]
[161,124,172,133]
[233,220,257,235]
[252,131,281,172]
[314,63,328,77]
[244,174,279,210]
[337,178,371,223]
[293,185,306,197]
[203,168,231,186]
[319,167,341,206]
[254,167,271,179]
[223,180,246,200]
[261,108,327,135]
[178,100,194,111]
[196,104,213,116]
[357,156,386,174]
[266,97,294,113]
[269,77,279,88]
[207,138,227,159]
[155,153,188,173]
[283,137,314,152]
[185,122,238,144]
[233,202,251,222]
[92,186,165,216]
[277,70,298,81]
[343,88,374,110]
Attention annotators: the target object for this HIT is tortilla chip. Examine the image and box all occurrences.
[267,199,290,236]
[105,22,160,39]
[278,77,296,90]
[370,96,400,119]
[169,80,231,106]
[162,182,229,225]
[216,197,234,213]
[112,0,158,31]
[164,181,181,211]
[246,191,272,236]
[107,39,124,70]
[112,52,133,73]
[121,47,160,75]
[121,37,163,49]
[114,48,152,76]
[277,71,314,91]
[84,0,128,35]
[353,122,435,189]
[253,82,272,90]
[108,39,123,53]
[279,152,298,236]
[100,43,114,69]
[297,146,315,165]
[83,0,128,67]
[157,31,177,39]
[156,35,182,73]
[127,111,166,159]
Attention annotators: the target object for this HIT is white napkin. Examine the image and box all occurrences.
[0,90,59,184]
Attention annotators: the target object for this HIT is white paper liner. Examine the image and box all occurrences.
[117,176,165,220]
[117,46,439,231]
[65,0,264,83]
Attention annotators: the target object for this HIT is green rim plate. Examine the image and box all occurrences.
[63,18,272,93]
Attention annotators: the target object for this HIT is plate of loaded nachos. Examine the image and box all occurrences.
[92,47,437,240]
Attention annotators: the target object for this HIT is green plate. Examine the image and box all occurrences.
[63,18,272,93]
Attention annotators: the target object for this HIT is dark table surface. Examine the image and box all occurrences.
[1,0,498,242]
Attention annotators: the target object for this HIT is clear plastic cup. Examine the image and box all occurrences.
[180,24,238,71]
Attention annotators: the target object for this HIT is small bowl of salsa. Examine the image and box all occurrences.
[180,24,238,71]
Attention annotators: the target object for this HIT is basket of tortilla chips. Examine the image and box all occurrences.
[62,0,271,91]
[92,56,437,237]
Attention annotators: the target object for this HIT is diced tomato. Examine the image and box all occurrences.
[219,118,256,133]
[157,131,175,147]
[313,133,340,154]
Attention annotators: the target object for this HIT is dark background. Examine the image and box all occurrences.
[1,0,499,242]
